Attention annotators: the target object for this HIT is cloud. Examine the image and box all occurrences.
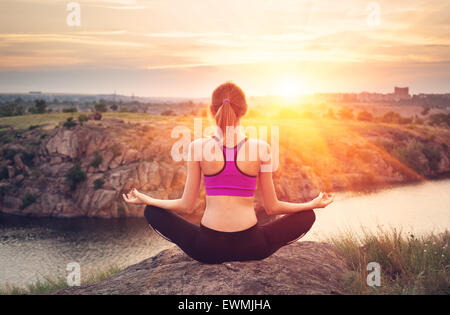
[144,32,232,38]
[0,0,449,94]
[0,33,145,47]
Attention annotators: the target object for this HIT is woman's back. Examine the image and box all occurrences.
[124,81,332,264]
[199,135,262,232]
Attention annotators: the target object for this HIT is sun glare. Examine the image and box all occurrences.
[278,79,302,97]
[279,81,299,97]
[271,77,308,104]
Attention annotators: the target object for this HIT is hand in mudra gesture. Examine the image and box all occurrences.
[122,188,145,205]
[312,192,335,209]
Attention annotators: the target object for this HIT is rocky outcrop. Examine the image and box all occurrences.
[53,242,349,295]
[0,117,449,220]
[0,118,194,219]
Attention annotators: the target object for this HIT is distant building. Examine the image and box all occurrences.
[355,87,411,103]
[394,87,410,100]
[29,91,42,95]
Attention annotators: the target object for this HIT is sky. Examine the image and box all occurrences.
[0,0,449,97]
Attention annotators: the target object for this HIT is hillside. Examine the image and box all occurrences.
[0,112,449,221]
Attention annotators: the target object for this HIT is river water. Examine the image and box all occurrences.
[1,179,449,288]
[305,178,450,241]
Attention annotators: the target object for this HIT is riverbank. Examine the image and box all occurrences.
[2,230,447,295]
[1,112,449,221]
[1,178,448,290]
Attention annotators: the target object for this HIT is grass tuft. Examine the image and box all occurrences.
[330,229,449,295]
[0,264,123,295]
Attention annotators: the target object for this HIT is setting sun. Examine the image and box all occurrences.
[277,79,302,98]
[270,77,309,104]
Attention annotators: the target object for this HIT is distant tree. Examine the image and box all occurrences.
[381,111,402,124]
[63,117,77,128]
[78,114,88,125]
[15,101,26,116]
[20,193,37,210]
[357,111,374,122]
[34,99,47,114]
[299,110,316,119]
[413,115,424,125]
[90,150,103,168]
[422,142,442,172]
[93,178,105,190]
[323,108,336,119]
[14,97,24,105]
[110,104,118,111]
[65,162,87,190]
[94,101,108,113]
[0,102,25,117]
[22,152,36,167]
[0,167,9,180]
[3,148,18,161]
[338,108,354,120]
[428,113,450,127]
[421,106,431,116]
[161,109,175,116]
[62,106,78,113]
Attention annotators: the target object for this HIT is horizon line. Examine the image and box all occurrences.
[1,89,450,100]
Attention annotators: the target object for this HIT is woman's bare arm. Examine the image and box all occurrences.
[122,141,201,214]
[257,141,334,216]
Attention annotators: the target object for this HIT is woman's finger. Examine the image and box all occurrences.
[325,195,335,206]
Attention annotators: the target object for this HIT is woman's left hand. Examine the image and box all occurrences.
[122,188,145,205]
[311,192,335,209]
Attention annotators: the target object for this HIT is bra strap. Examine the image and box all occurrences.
[235,136,248,153]
[211,135,247,161]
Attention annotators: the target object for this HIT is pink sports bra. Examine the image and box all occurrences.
[203,136,257,197]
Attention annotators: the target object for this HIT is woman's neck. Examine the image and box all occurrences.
[215,125,245,147]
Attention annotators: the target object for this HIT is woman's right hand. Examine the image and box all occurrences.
[311,192,335,209]
[122,188,146,205]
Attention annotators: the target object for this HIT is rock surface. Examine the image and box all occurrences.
[53,242,349,295]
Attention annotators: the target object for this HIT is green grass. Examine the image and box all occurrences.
[0,112,166,130]
[330,229,449,295]
[0,113,77,130]
[0,264,123,295]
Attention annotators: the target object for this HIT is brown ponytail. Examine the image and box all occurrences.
[210,82,247,134]
[215,100,237,133]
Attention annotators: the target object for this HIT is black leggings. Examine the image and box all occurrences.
[144,205,316,264]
